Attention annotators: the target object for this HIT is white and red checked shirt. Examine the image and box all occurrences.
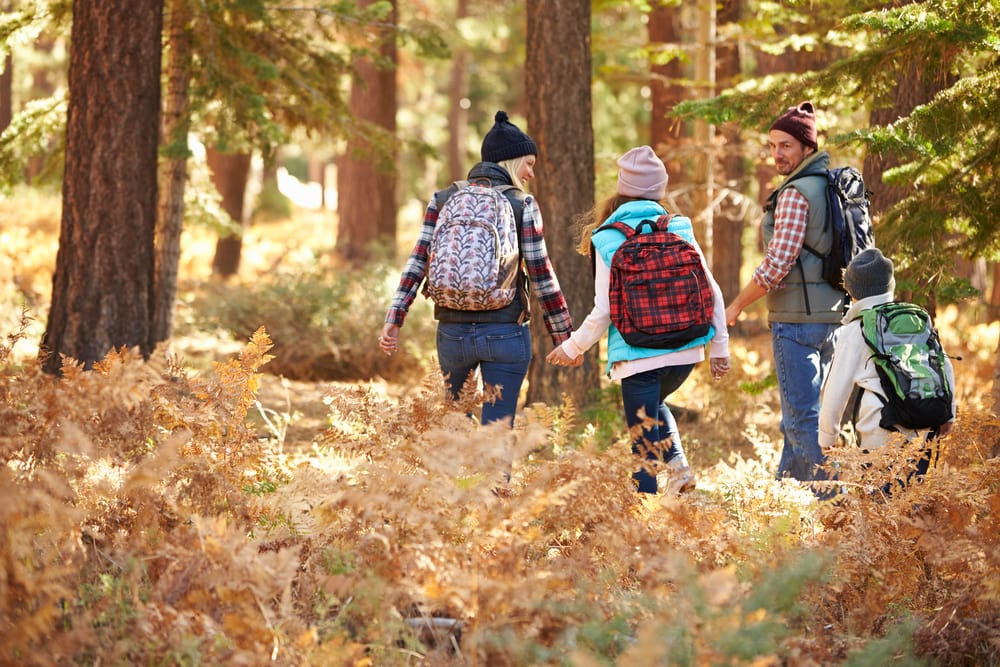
[752,187,810,291]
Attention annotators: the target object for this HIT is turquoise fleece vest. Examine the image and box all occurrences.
[592,200,715,374]
[762,151,847,324]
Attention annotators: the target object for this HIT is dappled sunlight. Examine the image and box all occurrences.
[1,183,999,665]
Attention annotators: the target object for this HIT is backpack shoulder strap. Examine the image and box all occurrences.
[590,220,637,278]
[593,220,639,239]
[434,180,468,211]
[857,303,895,353]
[494,184,525,221]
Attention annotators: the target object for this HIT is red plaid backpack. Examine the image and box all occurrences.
[594,214,714,349]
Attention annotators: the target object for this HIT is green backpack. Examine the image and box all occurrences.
[857,302,954,431]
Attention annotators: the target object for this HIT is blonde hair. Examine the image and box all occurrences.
[498,155,531,191]
[575,193,652,256]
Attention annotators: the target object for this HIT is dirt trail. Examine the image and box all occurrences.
[253,374,340,450]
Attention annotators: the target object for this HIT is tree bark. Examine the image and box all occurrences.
[525,0,597,409]
[42,0,163,373]
[208,148,253,278]
[336,0,398,265]
[26,34,56,183]
[0,52,11,134]
[153,0,193,343]
[712,0,745,302]
[446,0,470,183]
[864,58,950,219]
[865,37,951,312]
[649,5,687,155]
[690,0,716,251]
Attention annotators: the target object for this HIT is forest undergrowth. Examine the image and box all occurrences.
[2,193,1000,665]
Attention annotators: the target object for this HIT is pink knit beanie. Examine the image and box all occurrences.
[770,101,818,149]
[616,146,668,200]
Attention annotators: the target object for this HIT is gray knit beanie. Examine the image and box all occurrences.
[843,248,895,300]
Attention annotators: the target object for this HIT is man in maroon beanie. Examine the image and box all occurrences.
[724,101,846,493]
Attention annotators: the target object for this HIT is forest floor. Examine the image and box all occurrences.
[6,192,1000,665]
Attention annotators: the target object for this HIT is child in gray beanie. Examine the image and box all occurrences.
[843,248,895,301]
[818,249,956,486]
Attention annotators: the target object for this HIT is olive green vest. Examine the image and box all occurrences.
[762,151,847,323]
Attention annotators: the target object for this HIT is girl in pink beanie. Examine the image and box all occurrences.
[615,145,668,200]
[547,146,730,495]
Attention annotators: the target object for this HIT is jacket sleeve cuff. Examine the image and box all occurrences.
[562,338,584,359]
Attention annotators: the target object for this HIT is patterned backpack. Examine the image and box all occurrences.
[424,178,520,311]
[594,214,714,349]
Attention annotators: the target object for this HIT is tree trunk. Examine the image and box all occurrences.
[153,0,193,343]
[525,0,597,409]
[864,58,950,219]
[42,0,163,374]
[0,0,10,132]
[26,34,56,183]
[690,0,716,252]
[0,52,11,134]
[308,154,326,209]
[991,264,1000,315]
[865,34,951,310]
[208,148,253,278]
[648,5,687,154]
[712,0,745,302]
[335,0,398,265]
[648,1,697,228]
[446,0,470,183]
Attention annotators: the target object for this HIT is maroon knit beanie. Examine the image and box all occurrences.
[770,101,818,149]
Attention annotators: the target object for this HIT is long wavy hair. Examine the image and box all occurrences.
[575,193,658,256]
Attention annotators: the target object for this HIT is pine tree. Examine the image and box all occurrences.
[674,0,1000,300]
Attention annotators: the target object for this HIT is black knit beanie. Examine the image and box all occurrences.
[481,110,538,163]
[843,248,895,300]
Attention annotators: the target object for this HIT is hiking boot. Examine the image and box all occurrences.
[657,465,696,495]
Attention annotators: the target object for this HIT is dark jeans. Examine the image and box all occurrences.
[436,322,531,426]
[621,363,695,493]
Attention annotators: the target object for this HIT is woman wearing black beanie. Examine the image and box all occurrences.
[379,110,573,438]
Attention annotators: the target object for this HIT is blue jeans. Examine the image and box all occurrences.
[436,322,531,426]
[621,364,695,493]
[771,321,839,483]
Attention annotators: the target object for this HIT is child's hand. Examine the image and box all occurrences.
[546,346,577,368]
[710,356,730,380]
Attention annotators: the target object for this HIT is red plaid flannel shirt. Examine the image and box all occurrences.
[753,187,809,291]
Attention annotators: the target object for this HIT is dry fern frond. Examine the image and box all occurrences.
[0,305,32,368]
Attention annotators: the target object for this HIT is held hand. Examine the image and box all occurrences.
[937,420,954,437]
[379,323,400,356]
[546,346,577,368]
[724,304,741,327]
[710,356,730,381]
